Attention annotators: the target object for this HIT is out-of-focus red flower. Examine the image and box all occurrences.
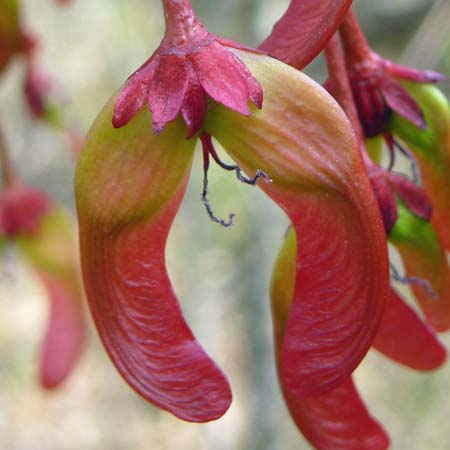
[23,59,66,129]
[0,182,85,388]
[24,61,52,119]
[1,1,69,127]
[23,54,82,154]
[0,183,51,236]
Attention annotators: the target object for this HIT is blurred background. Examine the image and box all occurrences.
[1,0,450,449]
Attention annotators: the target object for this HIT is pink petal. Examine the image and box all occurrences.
[244,65,263,109]
[190,41,252,115]
[38,270,85,388]
[352,82,389,137]
[387,172,432,221]
[180,63,207,137]
[148,54,189,134]
[384,60,446,83]
[368,169,398,233]
[373,287,446,370]
[258,0,353,69]
[217,42,263,109]
[380,76,426,129]
[112,56,158,128]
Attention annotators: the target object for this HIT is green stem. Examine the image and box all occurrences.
[0,125,16,187]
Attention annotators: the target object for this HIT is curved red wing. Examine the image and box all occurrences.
[76,101,231,422]
[285,378,389,450]
[373,287,446,370]
[206,52,389,396]
[271,229,388,450]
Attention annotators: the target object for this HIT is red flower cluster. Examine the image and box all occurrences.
[0,183,51,236]
[71,1,450,450]
[113,15,262,137]
[339,11,445,138]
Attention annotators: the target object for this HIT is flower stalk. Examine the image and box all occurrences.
[323,35,370,164]
[161,0,209,47]
[338,9,372,66]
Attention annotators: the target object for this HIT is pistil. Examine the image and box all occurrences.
[200,133,271,227]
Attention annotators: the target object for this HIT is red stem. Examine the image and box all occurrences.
[324,35,374,169]
[161,0,207,46]
[339,9,372,67]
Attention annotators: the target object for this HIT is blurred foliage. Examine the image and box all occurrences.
[1,1,449,449]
